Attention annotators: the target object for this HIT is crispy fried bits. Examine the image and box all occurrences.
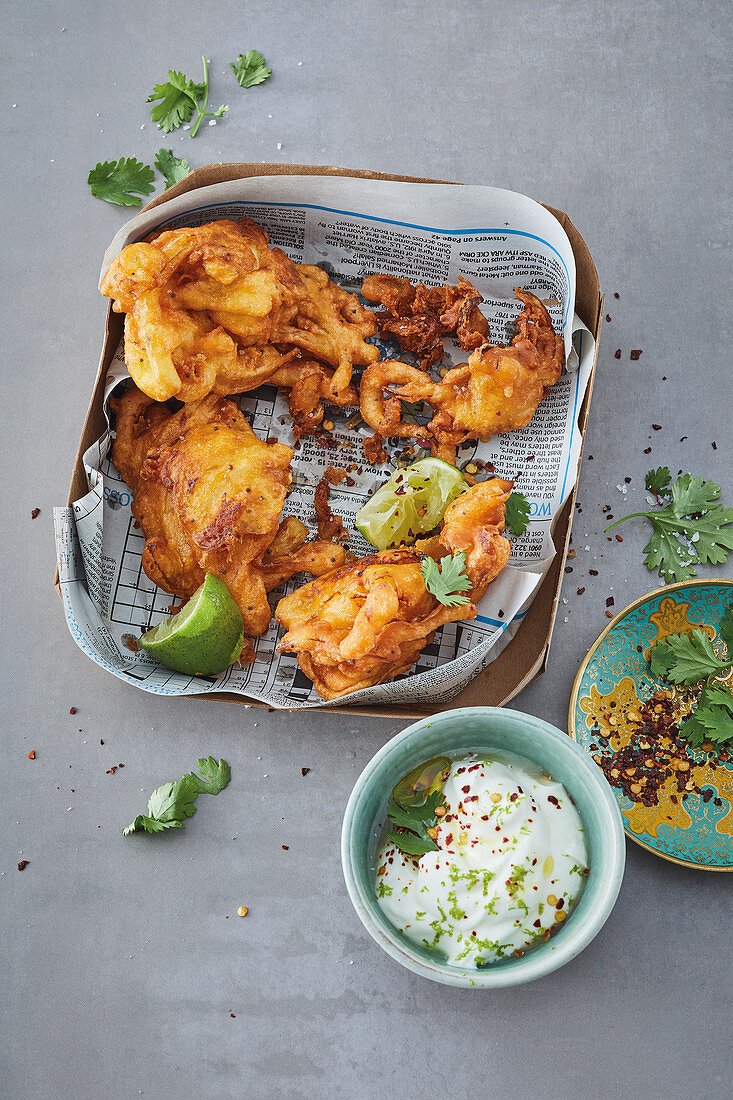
[359,289,563,463]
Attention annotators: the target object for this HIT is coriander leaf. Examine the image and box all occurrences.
[642,526,699,584]
[186,756,231,795]
[154,148,190,189]
[645,467,672,498]
[648,630,730,685]
[670,474,723,516]
[719,600,733,657]
[679,685,733,747]
[701,685,733,711]
[122,757,230,836]
[678,712,707,747]
[648,641,677,679]
[387,800,424,832]
[421,552,472,607]
[505,491,530,537]
[122,815,185,836]
[147,776,199,823]
[147,70,202,132]
[606,472,733,584]
[230,50,272,88]
[408,789,444,823]
[386,790,444,857]
[87,158,155,207]
[387,831,439,857]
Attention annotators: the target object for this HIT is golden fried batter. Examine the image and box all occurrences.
[359,289,563,463]
[101,220,378,413]
[112,387,346,638]
[272,264,379,396]
[275,479,512,699]
[361,274,490,368]
[102,219,304,401]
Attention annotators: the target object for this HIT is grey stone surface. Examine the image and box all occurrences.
[2,1,731,1097]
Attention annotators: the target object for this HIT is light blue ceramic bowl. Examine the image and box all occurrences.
[342,707,625,987]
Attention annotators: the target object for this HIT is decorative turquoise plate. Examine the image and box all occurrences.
[569,579,733,871]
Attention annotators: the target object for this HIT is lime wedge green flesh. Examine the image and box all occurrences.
[139,574,244,676]
[355,457,468,550]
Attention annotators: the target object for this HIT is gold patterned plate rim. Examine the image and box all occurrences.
[568,577,733,872]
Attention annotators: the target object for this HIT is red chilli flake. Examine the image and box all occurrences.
[281,845,289,851]
[605,314,611,322]
[31,508,41,519]
[652,424,662,431]
[18,860,29,871]
[28,750,36,759]
[613,292,620,299]
[301,767,311,776]
[630,350,643,360]
[644,447,652,454]
[69,707,77,715]
[615,534,624,542]
[614,349,621,359]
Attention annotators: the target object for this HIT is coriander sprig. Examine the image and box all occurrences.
[122,756,231,836]
[606,471,733,583]
[148,56,229,138]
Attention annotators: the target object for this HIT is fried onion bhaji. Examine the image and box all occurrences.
[111,386,345,638]
[359,289,563,464]
[361,274,490,369]
[100,219,378,413]
[275,479,512,699]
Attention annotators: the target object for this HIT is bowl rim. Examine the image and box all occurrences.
[567,577,733,873]
[341,705,626,987]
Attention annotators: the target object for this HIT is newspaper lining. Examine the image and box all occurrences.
[54,176,595,709]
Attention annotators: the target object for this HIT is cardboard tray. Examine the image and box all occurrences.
[56,162,602,718]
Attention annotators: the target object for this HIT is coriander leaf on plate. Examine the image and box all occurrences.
[505,491,530,537]
[679,685,733,745]
[155,148,190,189]
[648,629,730,685]
[421,552,472,607]
[678,712,708,747]
[87,158,155,206]
[230,50,272,88]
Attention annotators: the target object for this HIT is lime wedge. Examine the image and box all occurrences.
[139,574,244,676]
[355,457,469,549]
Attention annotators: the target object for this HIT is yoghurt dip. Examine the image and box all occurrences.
[375,752,589,967]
